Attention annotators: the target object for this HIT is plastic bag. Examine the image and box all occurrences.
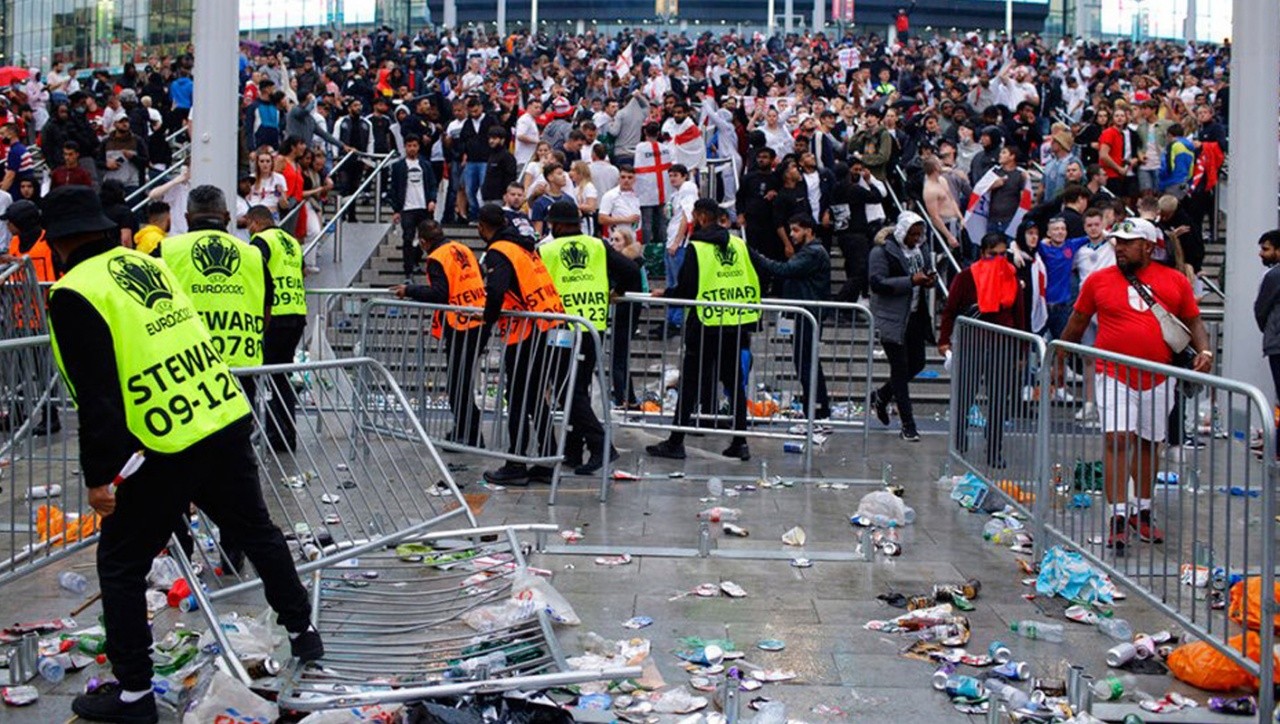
[1166,632,1280,691]
[298,704,404,723]
[196,612,278,662]
[1035,546,1117,604]
[511,572,580,626]
[1228,577,1280,632]
[950,474,988,510]
[852,490,912,527]
[181,669,277,724]
[146,556,184,590]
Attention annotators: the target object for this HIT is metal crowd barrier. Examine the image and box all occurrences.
[303,287,394,361]
[947,318,1049,533]
[355,298,613,504]
[947,318,1277,717]
[0,336,80,587]
[0,258,46,338]
[606,295,819,466]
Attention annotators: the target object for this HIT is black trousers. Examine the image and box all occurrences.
[263,318,305,451]
[443,325,486,446]
[835,231,871,302]
[562,334,607,463]
[954,339,1017,464]
[670,325,750,446]
[99,421,310,691]
[399,208,431,279]
[876,310,929,433]
[611,304,637,406]
[793,315,830,419]
[503,330,569,458]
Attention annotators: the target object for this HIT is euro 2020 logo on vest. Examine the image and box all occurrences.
[714,242,737,268]
[109,255,174,311]
[560,240,590,272]
[192,234,242,278]
[281,234,298,258]
[451,246,472,270]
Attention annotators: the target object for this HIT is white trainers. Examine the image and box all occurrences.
[1051,387,1076,403]
[1074,402,1097,421]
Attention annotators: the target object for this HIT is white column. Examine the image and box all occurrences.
[576,19,585,34]
[530,0,539,32]
[1006,0,1014,37]
[190,0,238,204]
[767,0,776,37]
[497,0,507,35]
[444,0,457,28]
[813,0,825,33]
[1183,0,1197,41]
[784,0,794,34]
[1223,0,1279,403]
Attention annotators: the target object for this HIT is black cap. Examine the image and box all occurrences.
[42,186,116,242]
[546,200,580,225]
[0,199,40,230]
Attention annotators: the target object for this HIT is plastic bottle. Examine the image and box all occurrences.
[38,655,65,683]
[753,701,788,724]
[456,650,506,674]
[1009,620,1065,643]
[695,506,741,522]
[1091,674,1152,703]
[987,680,1030,710]
[58,571,89,594]
[707,477,724,497]
[1096,617,1133,641]
[26,484,62,499]
[75,633,107,656]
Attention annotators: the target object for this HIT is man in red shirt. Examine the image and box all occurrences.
[50,141,94,188]
[1098,106,1137,203]
[279,135,307,239]
[1059,218,1212,552]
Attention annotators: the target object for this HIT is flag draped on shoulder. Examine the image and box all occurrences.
[614,44,633,78]
[963,168,1032,242]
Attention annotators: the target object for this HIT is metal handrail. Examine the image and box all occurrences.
[1198,271,1226,301]
[126,143,191,211]
[302,151,397,260]
[891,166,961,286]
[279,148,362,230]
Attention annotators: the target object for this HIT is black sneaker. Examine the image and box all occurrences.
[1106,515,1128,553]
[33,418,62,436]
[721,441,751,461]
[483,462,530,486]
[574,446,620,475]
[899,429,921,443]
[71,682,159,724]
[290,626,325,663]
[527,465,556,484]
[872,393,891,427]
[646,440,687,459]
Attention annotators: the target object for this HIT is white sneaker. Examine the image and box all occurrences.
[1063,367,1082,383]
[1051,388,1076,403]
[1074,402,1097,421]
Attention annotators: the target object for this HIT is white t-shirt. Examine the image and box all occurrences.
[247,173,289,218]
[802,170,821,223]
[404,161,427,210]
[514,112,540,165]
[599,187,641,234]
[665,181,698,247]
[161,181,190,235]
[1074,238,1116,283]
[591,160,619,195]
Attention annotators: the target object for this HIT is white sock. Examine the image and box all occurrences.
[1135,498,1152,512]
[288,625,314,640]
[119,689,151,703]
[1111,503,1129,517]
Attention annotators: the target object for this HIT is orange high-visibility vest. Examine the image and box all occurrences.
[9,231,57,283]
[426,240,486,338]
[489,240,564,345]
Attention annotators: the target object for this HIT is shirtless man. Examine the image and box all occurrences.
[923,157,963,251]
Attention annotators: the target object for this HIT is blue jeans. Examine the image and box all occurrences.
[665,244,685,326]
[462,162,486,221]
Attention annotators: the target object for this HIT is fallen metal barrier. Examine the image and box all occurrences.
[355,299,612,503]
[948,317,1277,718]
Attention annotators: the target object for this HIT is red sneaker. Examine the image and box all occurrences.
[1129,510,1164,543]
[1106,515,1128,552]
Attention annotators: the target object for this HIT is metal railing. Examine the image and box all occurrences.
[125,142,192,212]
[355,299,613,503]
[947,317,1277,719]
[302,151,398,264]
[278,148,363,233]
[889,167,959,291]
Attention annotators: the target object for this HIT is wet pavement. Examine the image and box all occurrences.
[0,423,1256,722]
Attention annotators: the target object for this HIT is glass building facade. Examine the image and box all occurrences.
[1,0,384,69]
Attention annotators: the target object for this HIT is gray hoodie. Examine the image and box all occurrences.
[869,211,934,345]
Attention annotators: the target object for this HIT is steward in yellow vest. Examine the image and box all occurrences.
[645,197,761,463]
[391,218,487,448]
[41,186,321,722]
[244,205,309,451]
[538,200,640,474]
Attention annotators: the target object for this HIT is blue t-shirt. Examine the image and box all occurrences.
[1038,236,1089,305]
[529,192,570,227]
[170,77,194,109]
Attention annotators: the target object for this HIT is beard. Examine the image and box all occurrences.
[1116,256,1141,275]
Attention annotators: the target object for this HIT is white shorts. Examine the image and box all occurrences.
[1095,373,1173,442]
